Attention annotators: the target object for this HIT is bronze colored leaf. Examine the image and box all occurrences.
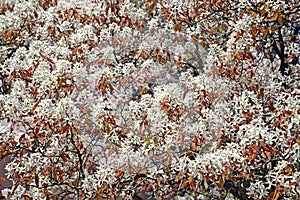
[20,149,25,158]
[174,23,182,31]
[218,176,225,188]
[175,174,180,183]
[179,180,189,190]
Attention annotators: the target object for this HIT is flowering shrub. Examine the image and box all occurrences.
[0,0,299,199]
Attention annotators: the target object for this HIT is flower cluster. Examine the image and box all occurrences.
[0,0,299,199]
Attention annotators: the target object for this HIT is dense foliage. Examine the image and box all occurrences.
[0,0,299,199]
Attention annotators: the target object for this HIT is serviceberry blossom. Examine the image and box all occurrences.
[0,0,299,199]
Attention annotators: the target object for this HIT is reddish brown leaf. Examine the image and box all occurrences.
[189,177,195,190]
[175,174,180,183]
[266,188,283,200]
[41,54,55,64]
[179,180,189,190]
[72,48,77,56]
[285,165,291,175]
[31,98,41,114]
[191,141,197,151]
[0,177,6,182]
[19,134,25,142]
[260,142,276,154]
[218,176,225,188]
[285,54,295,63]
[57,124,69,134]
[277,13,284,25]
[20,149,25,158]
[44,122,51,131]
[174,23,182,31]
[61,153,68,163]
[288,182,297,186]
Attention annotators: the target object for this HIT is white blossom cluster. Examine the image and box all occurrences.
[0,0,299,199]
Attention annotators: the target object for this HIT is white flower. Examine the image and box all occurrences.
[1,188,11,198]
